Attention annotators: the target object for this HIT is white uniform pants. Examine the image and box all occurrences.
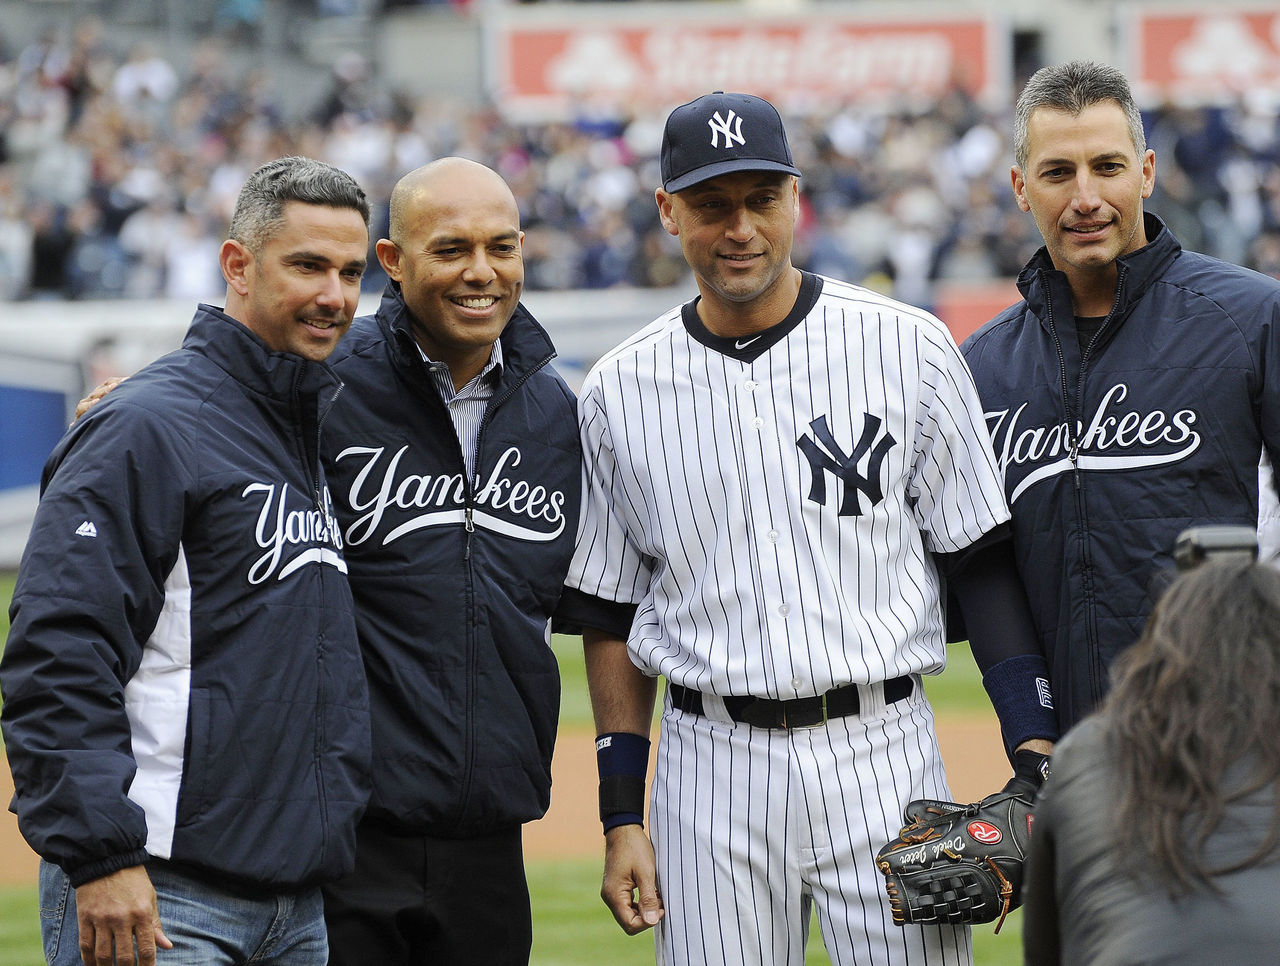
[650,680,972,966]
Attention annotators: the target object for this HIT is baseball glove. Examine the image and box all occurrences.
[874,778,1037,933]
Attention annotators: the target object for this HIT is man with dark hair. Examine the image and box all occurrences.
[561,91,1055,966]
[1,155,372,966]
[963,61,1280,731]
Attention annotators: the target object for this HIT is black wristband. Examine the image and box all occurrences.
[598,774,646,830]
[1012,748,1052,788]
[596,732,650,831]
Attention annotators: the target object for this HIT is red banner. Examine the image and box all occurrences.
[1127,7,1280,102]
[489,13,1004,120]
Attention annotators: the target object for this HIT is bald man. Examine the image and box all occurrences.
[319,158,583,965]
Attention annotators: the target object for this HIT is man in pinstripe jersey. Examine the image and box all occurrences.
[558,92,1058,966]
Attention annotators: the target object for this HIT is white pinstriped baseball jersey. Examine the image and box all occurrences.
[567,272,1011,698]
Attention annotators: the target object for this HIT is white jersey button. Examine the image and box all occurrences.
[778,603,791,616]
[743,379,758,391]
[767,529,780,542]
[751,417,764,429]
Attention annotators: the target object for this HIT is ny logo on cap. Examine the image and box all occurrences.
[707,110,746,150]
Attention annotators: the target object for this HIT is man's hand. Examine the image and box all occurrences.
[601,824,664,934]
[72,376,127,425]
[75,865,173,966]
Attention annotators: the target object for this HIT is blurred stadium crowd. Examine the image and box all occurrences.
[1,14,1279,310]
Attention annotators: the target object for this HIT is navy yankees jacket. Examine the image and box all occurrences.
[962,215,1280,730]
[1,306,371,889]
[322,283,580,836]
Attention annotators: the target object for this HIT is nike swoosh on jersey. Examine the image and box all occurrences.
[735,336,763,349]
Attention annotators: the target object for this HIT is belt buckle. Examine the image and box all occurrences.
[782,693,827,729]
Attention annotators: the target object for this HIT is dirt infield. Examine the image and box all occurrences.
[0,714,1004,884]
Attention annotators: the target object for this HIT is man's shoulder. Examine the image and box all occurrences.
[328,313,388,369]
[814,276,960,351]
[1166,248,1280,305]
[100,348,223,421]
[960,301,1029,360]
[582,306,686,385]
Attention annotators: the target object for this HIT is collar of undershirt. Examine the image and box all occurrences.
[415,338,504,400]
[681,270,823,362]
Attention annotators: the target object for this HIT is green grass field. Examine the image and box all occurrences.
[0,572,1021,964]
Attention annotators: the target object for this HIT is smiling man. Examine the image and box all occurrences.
[1,156,372,966]
[559,91,1056,966]
[317,157,582,966]
[962,61,1280,732]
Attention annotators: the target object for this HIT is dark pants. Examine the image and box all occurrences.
[323,821,531,966]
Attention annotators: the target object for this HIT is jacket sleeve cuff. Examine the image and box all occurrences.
[67,849,151,888]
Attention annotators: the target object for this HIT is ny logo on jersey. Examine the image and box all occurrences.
[707,110,746,150]
[797,414,896,516]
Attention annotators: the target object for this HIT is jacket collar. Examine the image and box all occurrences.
[1016,213,1182,334]
[374,281,558,387]
[184,304,343,402]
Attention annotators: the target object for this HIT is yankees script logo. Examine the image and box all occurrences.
[987,383,1201,504]
[242,482,345,584]
[797,413,896,516]
[336,444,568,546]
[708,110,746,149]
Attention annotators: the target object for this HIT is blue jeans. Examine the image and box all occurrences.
[40,859,328,965]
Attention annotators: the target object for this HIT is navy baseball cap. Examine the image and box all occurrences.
[660,91,802,192]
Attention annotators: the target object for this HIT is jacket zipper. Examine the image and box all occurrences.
[452,348,555,833]
[1077,269,1126,710]
[1045,266,1127,713]
[295,367,345,855]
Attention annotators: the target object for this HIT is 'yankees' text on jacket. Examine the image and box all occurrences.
[1,307,371,889]
[323,283,581,836]
[962,215,1280,730]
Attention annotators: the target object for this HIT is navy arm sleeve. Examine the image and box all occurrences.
[938,529,1059,752]
[938,530,1040,673]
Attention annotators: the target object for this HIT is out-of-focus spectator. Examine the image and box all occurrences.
[112,42,178,120]
[1247,230,1280,280]
[117,192,182,297]
[27,198,70,298]
[64,198,129,300]
[0,165,32,299]
[163,211,223,301]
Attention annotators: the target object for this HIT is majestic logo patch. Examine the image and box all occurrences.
[797,413,896,516]
[75,521,98,538]
[707,109,746,150]
[985,383,1201,504]
[968,821,1002,845]
[335,444,568,546]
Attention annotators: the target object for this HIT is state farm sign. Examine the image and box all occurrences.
[488,12,1005,119]
[1126,7,1280,101]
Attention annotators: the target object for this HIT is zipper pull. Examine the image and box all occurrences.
[1069,441,1081,489]
[464,507,475,561]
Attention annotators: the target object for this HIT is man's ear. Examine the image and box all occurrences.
[375,238,403,280]
[220,239,252,295]
[656,189,679,238]
[1011,165,1031,213]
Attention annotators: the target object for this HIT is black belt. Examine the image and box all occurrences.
[669,676,913,730]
